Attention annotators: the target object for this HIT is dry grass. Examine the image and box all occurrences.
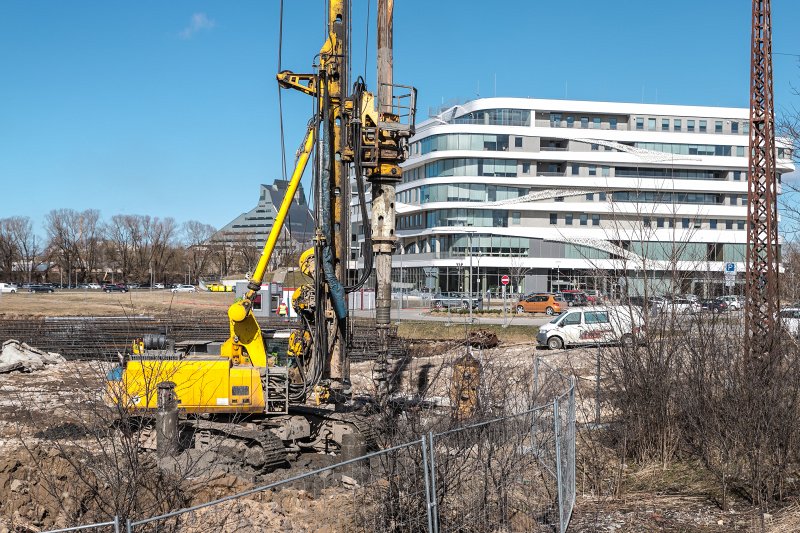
[396,320,537,343]
[0,290,236,318]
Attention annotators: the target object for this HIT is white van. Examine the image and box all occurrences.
[0,283,18,293]
[536,305,644,350]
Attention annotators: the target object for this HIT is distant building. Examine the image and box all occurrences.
[351,97,795,298]
[214,180,314,261]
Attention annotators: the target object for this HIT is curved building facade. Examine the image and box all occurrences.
[352,97,795,298]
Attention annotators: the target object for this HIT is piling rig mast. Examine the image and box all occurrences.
[111,0,415,461]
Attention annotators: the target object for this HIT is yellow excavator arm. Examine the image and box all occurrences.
[220,124,315,368]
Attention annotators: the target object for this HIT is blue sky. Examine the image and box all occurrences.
[0,1,798,234]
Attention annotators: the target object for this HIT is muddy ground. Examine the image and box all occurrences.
[2,339,800,531]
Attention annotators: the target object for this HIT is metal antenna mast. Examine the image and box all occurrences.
[745,0,779,355]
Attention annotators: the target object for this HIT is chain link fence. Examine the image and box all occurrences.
[44,376,575,533]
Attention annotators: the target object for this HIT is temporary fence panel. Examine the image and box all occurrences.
[126,440,431,533]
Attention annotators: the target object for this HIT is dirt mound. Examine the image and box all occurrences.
[0,444,102,531]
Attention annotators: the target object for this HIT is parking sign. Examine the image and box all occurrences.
[725,262,736,273]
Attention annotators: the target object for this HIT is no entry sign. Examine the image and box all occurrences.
[501,275,510,286]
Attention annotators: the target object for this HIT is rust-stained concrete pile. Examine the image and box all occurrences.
[0,339,64,374]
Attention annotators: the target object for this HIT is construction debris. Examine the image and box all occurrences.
[466,330,500,349]
[0,339,64,374]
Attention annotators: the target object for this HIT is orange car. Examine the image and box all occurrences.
[516,293,564,316]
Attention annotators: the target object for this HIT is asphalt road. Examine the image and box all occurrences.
[351,306,553,327]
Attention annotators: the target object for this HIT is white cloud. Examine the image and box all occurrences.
[179,13,215,39]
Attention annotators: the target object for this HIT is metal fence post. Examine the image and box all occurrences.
[428,431,440,533]
[126,517,133,533]
[113,516,120,533]
[420,436,435,533]
[553,396,564,533]
[595,343,601,426]
[570,376,577,506]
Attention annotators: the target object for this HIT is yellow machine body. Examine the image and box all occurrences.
[116,356,265,414]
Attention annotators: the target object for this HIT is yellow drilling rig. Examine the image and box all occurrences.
[108,0,415,468]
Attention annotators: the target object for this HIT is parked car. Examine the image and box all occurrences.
[87,283,102,289]
[659,297,701,314]
[516,293,564,316]
[537,305,645,350]
[559,291,588,307]
[719,295,743,311]
[701,298,729,313]
[431,292,482,310]
[154,283,165,289]
[28,284,55,293]
[171,284,197,293]
[0,283,18,293]
[780,308,800,337]
[583,289,602,304]
[103,284,129,293]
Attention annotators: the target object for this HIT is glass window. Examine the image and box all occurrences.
[636,117,644,130]
[643,217,651,227]
[737,221,745,230]
[715,120,723,133]
[682,218,690,228]
[572,164,580,175]
[592,214,600,225]
[562,312,581,325]
[549,213,557,225]
[555,196,564,202]
[593,117,602,129]
[585,311,609,324]
[732,122,739,134]
[657,217,665,228]
[565,214,574,225]
[648,118,656,131]
[591,143,599,151]
[550,113,562,127]
[733,171,741,181]
[602,166,610,177]
[694,218,702,229]
[687,119,695,132]
[731,195,738,206]
[726,220,733,230]
[737,146,745,157]
[710,219,718,229]
[586,193,594,200]
[581,117,589,128]
[669,218,675,228]
[599,192,607,201]
[522,162,530,173]
[566,116,574,127]
[512,211,521,224]
[662,119,670,131]
[610,118,617,130]
[580,213,588,226]
[674,119,682,131]
[699,120,707,132]
[589,165,597,176]
[743,122,750,134]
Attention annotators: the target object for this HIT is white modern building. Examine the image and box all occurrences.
[351,97,795,298]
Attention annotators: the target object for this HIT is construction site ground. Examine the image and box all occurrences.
[0,296,796,531]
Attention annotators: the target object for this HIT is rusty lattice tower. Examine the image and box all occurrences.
[745,0,779,355]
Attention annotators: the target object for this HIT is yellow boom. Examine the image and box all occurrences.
[220,124,315,368]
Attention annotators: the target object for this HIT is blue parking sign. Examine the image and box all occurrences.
[725,262,736,273]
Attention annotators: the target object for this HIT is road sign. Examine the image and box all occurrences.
[725,262,736,273]
[501,275,510,286]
